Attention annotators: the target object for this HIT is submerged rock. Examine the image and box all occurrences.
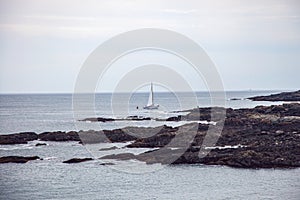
[80,116,152,122]
[80,117,115,122]
[99,162,115,166]
[99,146,119,151]
[35,143,47,146]
[230,98,242,101]
[100,153,137,161]
[62,158,93,163]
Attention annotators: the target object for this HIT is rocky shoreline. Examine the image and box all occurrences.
[1,91,299,168]
[1,103,299,168]
[100,103,300,168]
[248,90,300,102]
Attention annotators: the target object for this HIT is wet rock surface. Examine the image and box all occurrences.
[0,132,38,145]
[80,117,115,122]
[2,102,300,168]
[39,131,80,142]
[109,103,300,168]
[0,156,41,164]
[248,90,300,102]
[80,116,151,122]
[62,158,93,163]
[35,143,47,146]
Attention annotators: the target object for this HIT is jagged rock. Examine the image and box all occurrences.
[0,132,38,145]
[38,131,80,142]
[2,101,300,169]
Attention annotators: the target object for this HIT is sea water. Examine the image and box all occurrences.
[0,91,299,199]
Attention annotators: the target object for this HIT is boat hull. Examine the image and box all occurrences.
[143,104,159,110]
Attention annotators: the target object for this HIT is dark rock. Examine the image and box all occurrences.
[230,98,242,101]
[80,116,152,122]
[99,162,115,166]
[38,131,80,142]
[248,90,300,102]
[166,115,182,121]
[184,107,227,121]
[80,117,115,122]
[123,103,300,168]
[0,156,41,163]
[2,102,300,169]
[126,116,151,121]
[99,146,118,151]
[126,125,180,148]
[103,129,137,143]
[100,153,137,160]
[0,132,38,145]
[78,130,110,144]
[62,158,93,163]
[35,143,47,146]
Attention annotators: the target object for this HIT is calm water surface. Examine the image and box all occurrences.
[0,91,299,199]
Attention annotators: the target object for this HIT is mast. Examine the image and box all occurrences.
[151,82,153,105]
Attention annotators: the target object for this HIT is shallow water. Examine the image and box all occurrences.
[0,141,299,200]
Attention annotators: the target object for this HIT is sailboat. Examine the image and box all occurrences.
[143,82,159,110]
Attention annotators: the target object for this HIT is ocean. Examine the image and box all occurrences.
[0,91,299,199]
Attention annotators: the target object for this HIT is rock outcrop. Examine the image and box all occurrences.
[2,102,300,168]
[80,116,151,122]
[0,156,41,163]
[62,158,93,163]
[35,143,47,146]
[248,90,300,101]
[39,131,80,142]
[80,117,115,122]
[115,103,300,168]
[0,132,38,145]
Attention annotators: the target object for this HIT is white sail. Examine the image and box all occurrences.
[147,83,153,106]
[144,82,159,110]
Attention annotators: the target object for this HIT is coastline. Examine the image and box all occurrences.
[1,90,299,169]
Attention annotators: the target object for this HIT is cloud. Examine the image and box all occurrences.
[1,0,300,93]
[161,9,198,14]
[0,0,299,45]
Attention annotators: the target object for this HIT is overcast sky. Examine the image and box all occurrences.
[0,0,300,93]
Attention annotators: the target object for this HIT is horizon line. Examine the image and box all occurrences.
[0,89,292,95]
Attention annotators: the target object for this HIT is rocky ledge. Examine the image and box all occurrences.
[102,103,300,168]
[248,90,300,102]
[0,156,41,163]
[63,158,93,164]
[1,103,300,168]
[80,115,151,122]
[0,125,176,145]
